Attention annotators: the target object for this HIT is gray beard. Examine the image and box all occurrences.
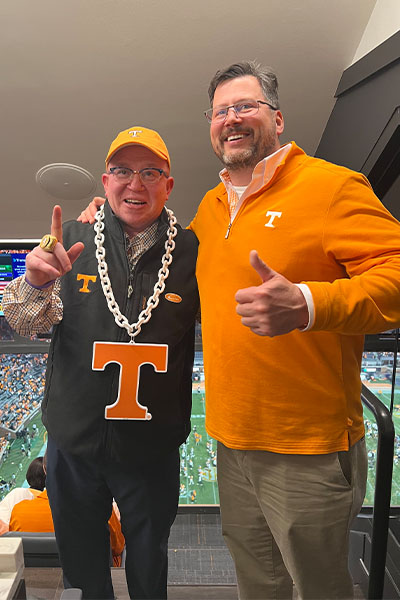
[221,147,259,171]
[219,134,279,171]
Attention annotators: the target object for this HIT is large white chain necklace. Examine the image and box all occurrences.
[94,205,177,343]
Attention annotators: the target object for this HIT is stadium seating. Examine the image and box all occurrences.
[2,531,60,567]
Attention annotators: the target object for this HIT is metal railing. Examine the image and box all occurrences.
[361,383,395,599]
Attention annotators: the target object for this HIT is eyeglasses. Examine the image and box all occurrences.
[204,99,277,123]
[108,166,168,185]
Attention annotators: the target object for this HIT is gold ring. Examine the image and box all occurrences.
[40,234,58,253]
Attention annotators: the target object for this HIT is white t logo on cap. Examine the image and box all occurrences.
[128,130,143,138]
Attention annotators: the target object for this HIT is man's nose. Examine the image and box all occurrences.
[126,173,144,190]
[224,106,242,125]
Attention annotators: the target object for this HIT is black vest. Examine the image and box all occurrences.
[42,203,199,463]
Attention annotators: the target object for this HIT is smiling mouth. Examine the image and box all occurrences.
[124,199,146,205]
[224,131,250,143]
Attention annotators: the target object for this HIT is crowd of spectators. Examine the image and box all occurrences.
[0,354,47,433]
[0,354,47,495]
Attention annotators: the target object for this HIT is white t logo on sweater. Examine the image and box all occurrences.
[265,211,282,228]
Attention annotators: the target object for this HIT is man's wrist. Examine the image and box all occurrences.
[24,274,56,290]
[295,284,314,331]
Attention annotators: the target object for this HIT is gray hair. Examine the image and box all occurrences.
[208,60,280,109]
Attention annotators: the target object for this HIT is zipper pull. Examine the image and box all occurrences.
[127,270,134,298]
[225,223,232,239]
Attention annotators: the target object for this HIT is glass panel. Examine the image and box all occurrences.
[0,353,48,499]
[179,324,219,504]
[362,350,400,506]
[1,343,398,508]
[0,344,221,506]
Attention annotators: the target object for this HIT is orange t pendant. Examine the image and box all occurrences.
[92,341,168,420]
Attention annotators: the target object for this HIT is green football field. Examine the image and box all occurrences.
[179,386,400,506]
[0,409,47,498]
[362,383,400,506]
[0,388,219,504]
[1,378,399,507]
[178,389,220,504]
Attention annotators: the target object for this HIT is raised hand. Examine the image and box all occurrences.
[235,250,309,337]
[26,205,84,287]
[77,196,105,223]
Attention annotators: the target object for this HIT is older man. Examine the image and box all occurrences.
[78,61,400,598]
[3,126,199,599]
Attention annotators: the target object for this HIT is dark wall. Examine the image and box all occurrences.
[315,30,400,176]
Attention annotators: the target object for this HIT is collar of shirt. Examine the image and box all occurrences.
[219,143,292,220]
[124,220,159,269]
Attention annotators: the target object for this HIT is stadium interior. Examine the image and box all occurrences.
[0,1,400,598]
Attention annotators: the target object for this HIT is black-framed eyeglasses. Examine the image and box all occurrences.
[108,166,168,185]
[204,99,277,123]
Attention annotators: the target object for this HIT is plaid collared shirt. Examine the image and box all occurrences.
[124,220,158,268]
[219,169,240,218]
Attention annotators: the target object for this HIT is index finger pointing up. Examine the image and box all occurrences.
[51,205,63,245]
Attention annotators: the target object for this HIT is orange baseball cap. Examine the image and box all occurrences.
[105,126,170,168]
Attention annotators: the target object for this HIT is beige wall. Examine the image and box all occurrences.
[351,0,400,64]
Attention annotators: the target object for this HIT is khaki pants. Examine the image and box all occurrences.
[217,438,367,600]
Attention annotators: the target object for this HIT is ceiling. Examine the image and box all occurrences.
[0,0,377,239]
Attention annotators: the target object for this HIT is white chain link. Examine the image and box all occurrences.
[94,205,177,342]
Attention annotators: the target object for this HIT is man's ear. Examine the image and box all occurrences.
[102,172,109,196]
[165,176,174,200]
[275,111,284,137]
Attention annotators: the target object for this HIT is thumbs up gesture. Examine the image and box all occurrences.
[26,205,84,287]
[235,250,309,337]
